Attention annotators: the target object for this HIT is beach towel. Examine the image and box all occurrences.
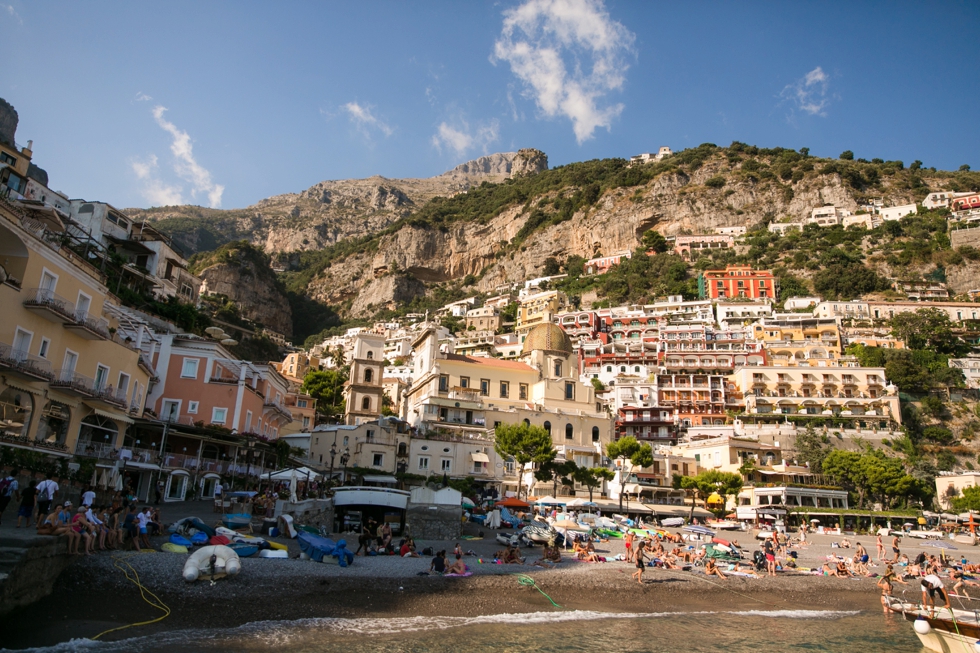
[444,572,473,577]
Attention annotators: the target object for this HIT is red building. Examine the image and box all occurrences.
[699,265,777,300]
[953,194,980,212]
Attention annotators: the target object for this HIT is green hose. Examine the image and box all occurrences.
[516,574,562,608]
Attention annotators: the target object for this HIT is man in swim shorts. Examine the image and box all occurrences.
[921,574,951,617]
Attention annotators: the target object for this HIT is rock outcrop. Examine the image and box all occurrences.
[194,243,293,336]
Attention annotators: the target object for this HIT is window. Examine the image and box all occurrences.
[565,382,574,400]
[38,337,50,359]
[12,327,32,358]
[519,384,528,400]
[366,350,374,360]
[363,368,373,383]
[418,456,430,471]
[0,152,14,166]
[373,453,384,467]
[245,410,252,431]
[361,396,372,411]
[620,366,626,373]
[117,372,130,396]
[75,291,92,318]
[441,459,452,472]
[554,360,562,377]
[181,358,199,379]
[39,269,58,295]
[543,421,551,435]
[186,401,199,414]
[565,423,573,440]
[95,364,109,391]
[500,381,509,398]
[480,379,490,396]
[161,399,180,422]
[460,376,469,388]
[212,407,228,424]
[439,375,449,392]
[592,426,600,442]
[297,400,307,408]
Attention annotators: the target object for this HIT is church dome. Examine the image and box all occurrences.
[521,323,573,357]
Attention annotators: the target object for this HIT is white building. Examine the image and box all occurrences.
[949,358,980,389]
[715,300,773,329]
[879,204,917,222]
[768,222,804,235]
[715,226,747,236]
[784,297,822,311]
[629,147,672,166]
[808,205,851,227]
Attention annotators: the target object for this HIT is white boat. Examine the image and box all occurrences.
[953,534,977,546]
[905,530,945,540]
[885,596,980,652]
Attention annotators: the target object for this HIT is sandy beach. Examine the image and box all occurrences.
[0,524,944,650]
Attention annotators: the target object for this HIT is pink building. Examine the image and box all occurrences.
[586,252,632,275]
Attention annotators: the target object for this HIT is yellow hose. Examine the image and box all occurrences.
[91,551,171,641]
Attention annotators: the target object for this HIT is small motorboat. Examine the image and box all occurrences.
[182,545,242,582]
[885,595,980,652]
[227,542,259,558]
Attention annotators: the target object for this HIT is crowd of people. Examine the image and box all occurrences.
[0,469,162,554]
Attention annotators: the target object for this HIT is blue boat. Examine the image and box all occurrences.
[227,542,259,557]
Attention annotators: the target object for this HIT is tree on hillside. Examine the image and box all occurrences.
[574,466,616,502]
[494,423,556,500]
[543,257,561,276]
[793,424,829,473]
[840,150,854,160]
[606,436,654,513]
[812,262,882,299]
[642,229,669,253]
[890,308,961,353]
[301,369,347,422]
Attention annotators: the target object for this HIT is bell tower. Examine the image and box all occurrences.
[343,333,385,425]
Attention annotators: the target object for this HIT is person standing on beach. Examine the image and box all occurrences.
[763,538,777,576]
[889,534,901,563]
[34,474,58,527]
[0,469,18,525]
[632,541,647,584]
[624,531,634,563]
[876,533,884,561]
[15,480,36,528]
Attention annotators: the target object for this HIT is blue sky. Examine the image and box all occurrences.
[2,1,977,210]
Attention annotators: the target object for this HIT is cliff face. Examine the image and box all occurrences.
[306,156,927,313]
[127,151,547,257]
[194,244,294,336]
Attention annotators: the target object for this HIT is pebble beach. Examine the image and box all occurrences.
[2,523,956,649]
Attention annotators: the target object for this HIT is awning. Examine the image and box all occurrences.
[624,483,645,494]
[470,452,490,463]
[90,407,134,425]
[169,469,189,476]
[124,461,160,470]
[2,379,43,395]
[362,475,397,484]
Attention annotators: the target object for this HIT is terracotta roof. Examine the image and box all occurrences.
[444,353,535,371]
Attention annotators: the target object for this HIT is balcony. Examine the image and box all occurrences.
[74,440,119,459]
[263,397,291,418]
[0,341,54,381]
[50,370,97,397]
[94,385,127,408]
[63,309,110,340]
[23,288,75,323]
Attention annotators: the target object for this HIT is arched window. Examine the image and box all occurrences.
[543,421,551,435]
[592,426,600,442]
[565,423,573,440]
[361,397,371,411]
[0,387,33,438]
[364,368,373,383]
[634,366,640,373]
[620,366,626,373]
[606,366,612,372]
[77,414,119,451]
[523,418,531,427]
[366,351,374,360]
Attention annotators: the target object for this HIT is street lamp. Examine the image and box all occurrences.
[328,443,337,484]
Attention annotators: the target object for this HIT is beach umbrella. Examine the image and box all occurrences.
[535,495,565,505]
[90,468,98,486]
[97,469,109,489]
[495,497,530,509]
[462,497,477,509]
[683,524,716,537]
[566,498,597,507]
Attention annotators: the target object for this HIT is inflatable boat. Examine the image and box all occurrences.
[182,545,242,582]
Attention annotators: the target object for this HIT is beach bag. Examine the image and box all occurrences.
[422,547,433,556]
[0,478,11,496]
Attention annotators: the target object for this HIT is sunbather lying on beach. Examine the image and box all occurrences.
[502,544,524,564]
[534,545,562,567]
[951,569,980,598]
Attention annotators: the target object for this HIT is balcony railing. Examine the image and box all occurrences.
[50,370,97,396]
[23,287,75,320]
[74,440,119,459]
[69,309,110,339]
[0,341,54,380]
[97,385,127,407]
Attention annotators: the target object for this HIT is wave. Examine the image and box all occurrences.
[3,609,861,653]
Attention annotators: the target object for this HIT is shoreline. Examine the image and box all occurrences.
[0,555,886,650]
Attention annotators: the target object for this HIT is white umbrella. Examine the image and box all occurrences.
[566,498,597,507]
[97,469,109,489]
[114,470,124,491]
[90,468,98,486]
[289,468,299,502]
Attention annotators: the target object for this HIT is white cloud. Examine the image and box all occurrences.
[3,4,23,25]
[134,91,152,102]
[781,66,832,117]
[492,0,635,143]
[431,119,500,158]
[151,106,224,208]
[130,155,184,206]
[342,102,393,138]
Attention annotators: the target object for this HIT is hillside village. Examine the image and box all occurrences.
[7,94,980,522]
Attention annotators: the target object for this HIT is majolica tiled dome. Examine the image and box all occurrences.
[521,323,573,356]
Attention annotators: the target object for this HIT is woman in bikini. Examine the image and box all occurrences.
[877,564,907,611]
[704,557,727,579]
[876,533,885,561]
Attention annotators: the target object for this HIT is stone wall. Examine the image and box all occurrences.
[0,533,71,616]
[406,505,461,540]
[951,228,980,249]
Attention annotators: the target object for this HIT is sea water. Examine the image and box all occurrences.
[2,610,924,653]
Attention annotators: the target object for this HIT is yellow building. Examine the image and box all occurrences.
[405,323,613,497]
[729,365,901,428]
[0,195,152,460]
[516,290,567,341]
[752,317,842,366]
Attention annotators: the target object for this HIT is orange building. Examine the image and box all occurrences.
[698,265,777,300]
